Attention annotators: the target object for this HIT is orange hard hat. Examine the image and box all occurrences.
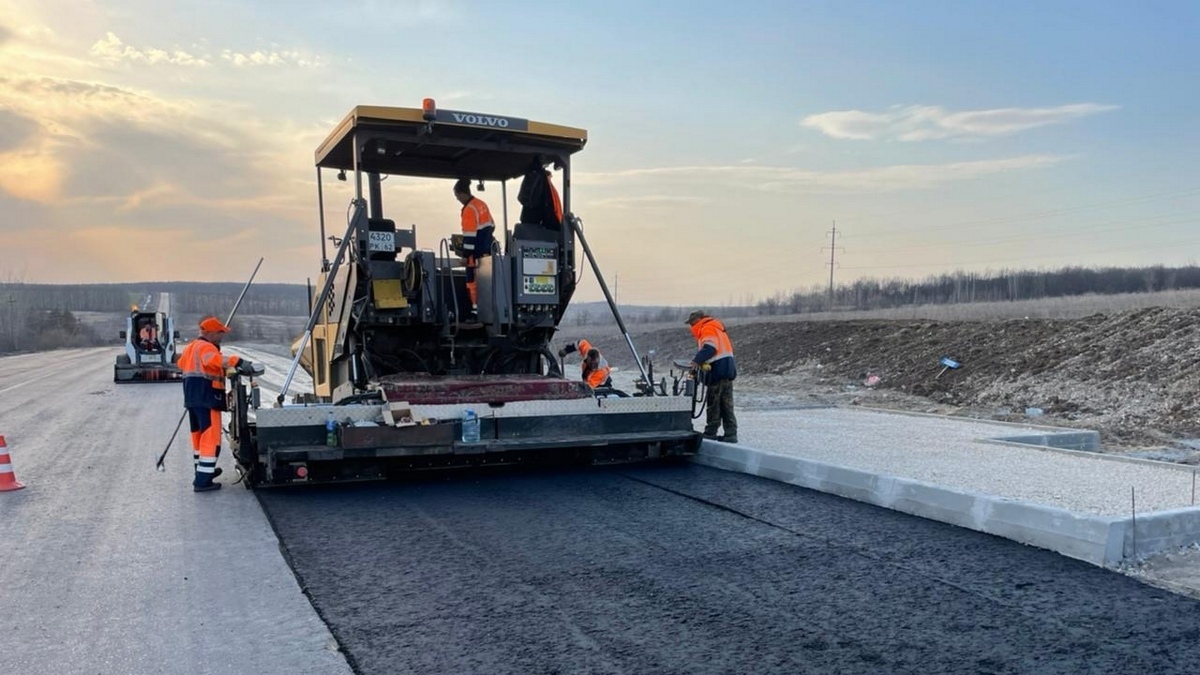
[199,316,231,333]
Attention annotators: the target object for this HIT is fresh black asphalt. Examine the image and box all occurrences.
[258,464,1200,674]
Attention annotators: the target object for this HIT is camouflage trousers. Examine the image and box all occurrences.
[703,379,737,439]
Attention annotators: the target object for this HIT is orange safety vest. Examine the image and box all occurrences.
[690,317,734,365]
[178,338,241,408]
[547,172,563,223]
[572,339,611,389]
[460,197,495,256]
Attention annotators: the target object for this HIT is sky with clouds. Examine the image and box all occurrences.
[0,0,1197,305]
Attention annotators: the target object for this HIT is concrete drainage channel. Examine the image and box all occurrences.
[693,413,1200,567]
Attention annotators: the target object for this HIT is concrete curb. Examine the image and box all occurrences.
[693,440,1200,566]
[991,430,1101,452]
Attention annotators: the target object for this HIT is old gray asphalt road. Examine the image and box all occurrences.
[260,465,1200,675]
[0,347,352,675]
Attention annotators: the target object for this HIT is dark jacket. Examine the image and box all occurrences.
[517,166,562,229]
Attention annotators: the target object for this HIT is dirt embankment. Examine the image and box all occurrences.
[557,307,1200,452]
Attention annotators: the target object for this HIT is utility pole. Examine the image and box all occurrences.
[823,221,843,311]
[7,295,17,352]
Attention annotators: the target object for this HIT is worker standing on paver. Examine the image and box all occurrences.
[517,159,563,229]
[545,166,563,225]
[177,316,254,492]
[559,338,612,389]
[686,310,738,443]
[453,178,496,308]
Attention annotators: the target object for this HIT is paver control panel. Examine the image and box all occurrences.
[514,243,560,308]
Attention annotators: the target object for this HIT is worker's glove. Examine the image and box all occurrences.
[225,361,254,377]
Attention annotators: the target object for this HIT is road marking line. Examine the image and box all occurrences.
[0,349,109,394]
[0,377,43,395]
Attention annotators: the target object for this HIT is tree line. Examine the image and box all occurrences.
[0,281,310,355]
[0,307,101,353]
[0,281,310,316]
[4,264,1200,352]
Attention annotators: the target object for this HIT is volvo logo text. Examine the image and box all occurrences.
[451,113,510,128]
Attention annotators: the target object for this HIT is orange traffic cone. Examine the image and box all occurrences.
[0,435,26,491]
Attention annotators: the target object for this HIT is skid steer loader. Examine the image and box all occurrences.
[225,100,701,487]
[114,307,182,383]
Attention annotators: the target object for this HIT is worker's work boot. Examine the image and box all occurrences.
[193,471,221,492]
[717,435,738,444]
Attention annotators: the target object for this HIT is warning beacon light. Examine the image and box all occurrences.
[422,98,436,122]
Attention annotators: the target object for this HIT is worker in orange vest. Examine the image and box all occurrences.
[177,316,254,491]
[686,310,737,443]
[139,322,159,350]
[453,178,496,308]
[559,338,612,389]
[546,169,563,224]
[517,160,562,229]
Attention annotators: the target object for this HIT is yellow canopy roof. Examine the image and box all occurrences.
[314,104,588,181]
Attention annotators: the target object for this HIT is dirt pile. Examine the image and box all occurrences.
[557,307,1200,452]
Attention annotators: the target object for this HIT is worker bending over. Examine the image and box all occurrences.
[453,178,496,308]
[686,310,737,443]
[559,338,612,389]
[177,316,255,492]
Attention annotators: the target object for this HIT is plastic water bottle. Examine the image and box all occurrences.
[326,412,338,447]
[462,409,480,443]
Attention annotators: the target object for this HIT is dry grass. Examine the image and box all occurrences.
[558,290,1200,368]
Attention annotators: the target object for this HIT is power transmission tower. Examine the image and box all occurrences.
[823,221,844,311]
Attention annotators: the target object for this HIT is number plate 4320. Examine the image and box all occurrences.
[367,231,395,252]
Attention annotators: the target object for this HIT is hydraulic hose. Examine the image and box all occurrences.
[439,237,461,340]
[690,369,709,420]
